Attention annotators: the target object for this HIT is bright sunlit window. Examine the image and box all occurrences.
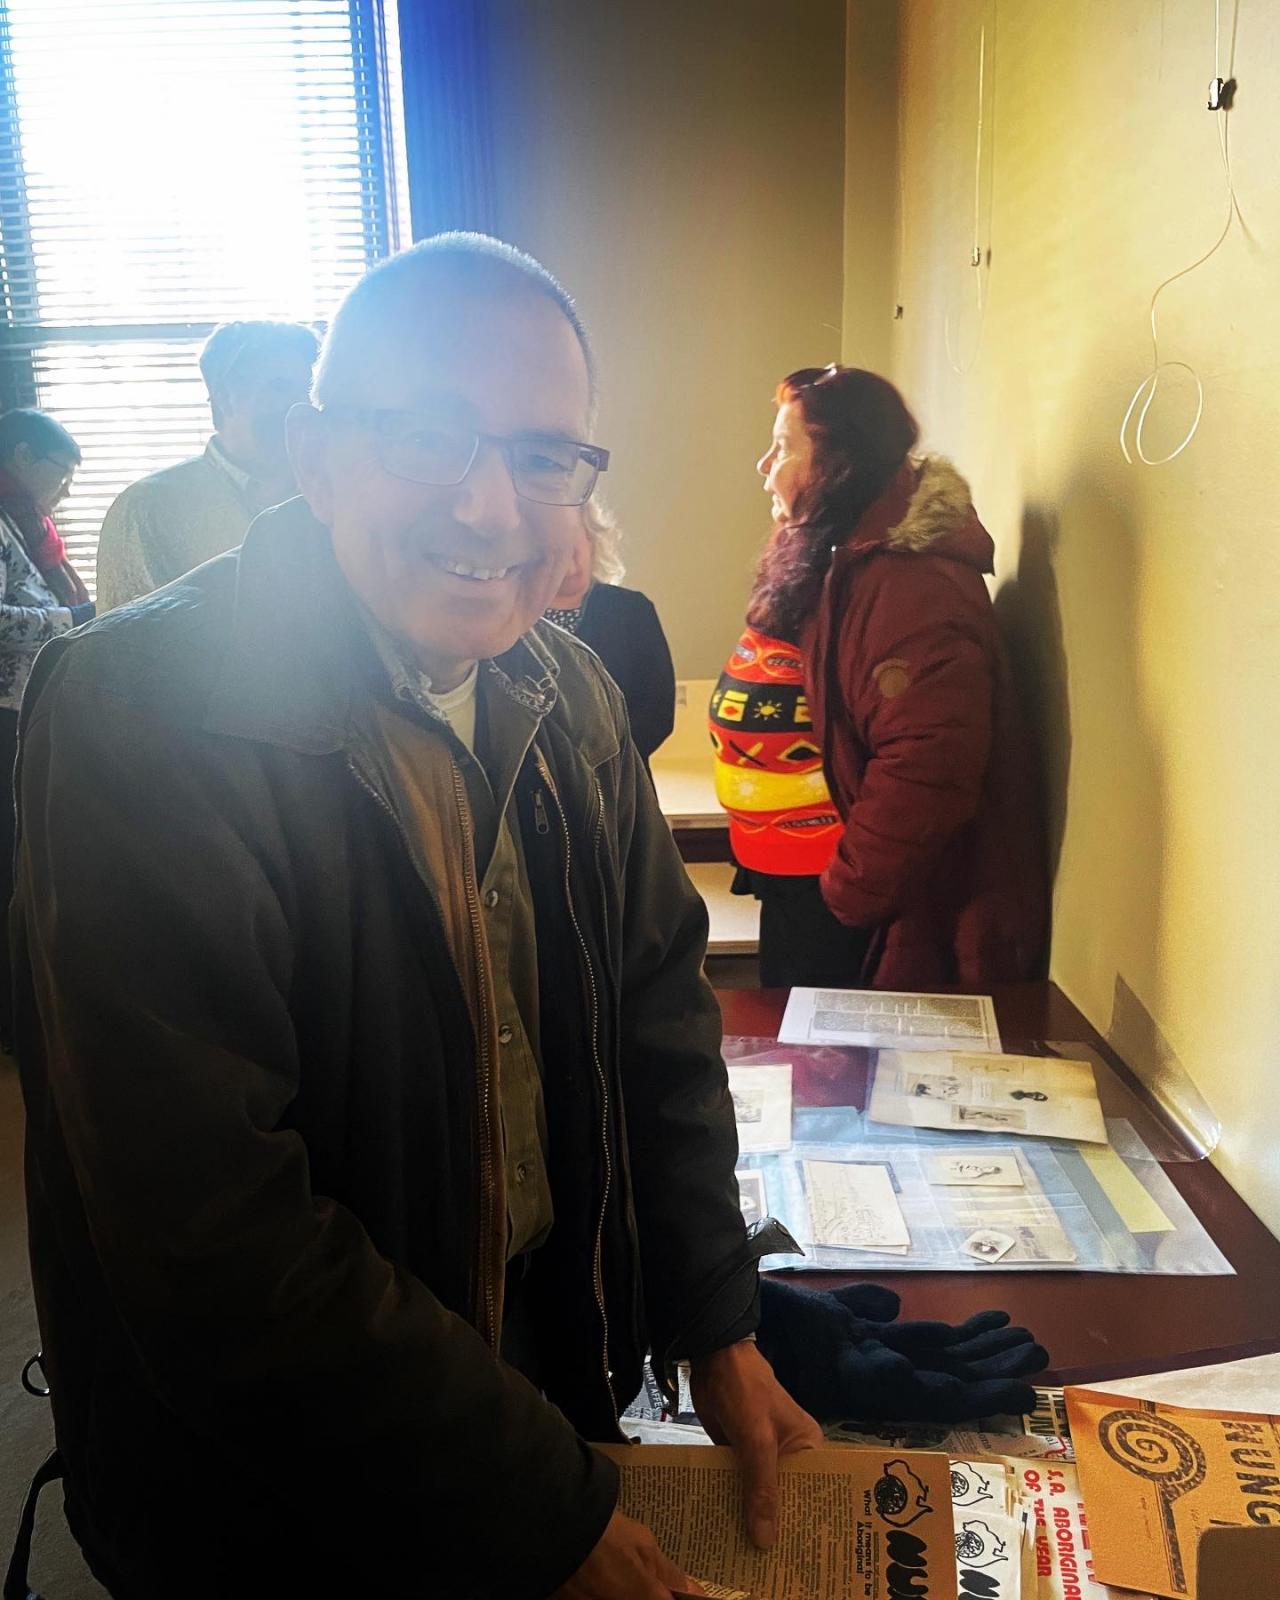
[0,0,407,588]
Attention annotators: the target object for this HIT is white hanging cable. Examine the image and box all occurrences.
[893,49,908,324]
[969,20,986,257]
[1120,0,1241,465]
[945,10,991,374]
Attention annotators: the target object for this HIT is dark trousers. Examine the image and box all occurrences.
[750,871,872,989]
[0,706,18,1047]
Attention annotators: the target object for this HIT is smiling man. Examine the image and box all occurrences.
[11,235,820,1600]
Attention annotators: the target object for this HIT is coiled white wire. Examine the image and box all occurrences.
[1120,0,1242,465]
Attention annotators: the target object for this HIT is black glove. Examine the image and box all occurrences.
[756,1276,1049,1424]
[69,602,95,627]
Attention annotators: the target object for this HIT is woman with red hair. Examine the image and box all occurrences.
[731,365,1046,990]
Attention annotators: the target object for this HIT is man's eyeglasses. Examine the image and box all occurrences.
[323,407,610,508]
[38,456,77,490]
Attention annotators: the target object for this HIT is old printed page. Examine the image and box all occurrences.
[1067,1386,1280,1598]
[868,1052,1108,1144]
[802,1160,911,1253]
[727,1063,793,1153]
[598,1445,957,1600]
[778,988,1001,1053]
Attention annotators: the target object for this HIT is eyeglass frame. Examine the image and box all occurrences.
[31,453,77,493]
[319,405,610,508]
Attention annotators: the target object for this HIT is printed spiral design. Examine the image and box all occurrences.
[1098,1411,1208,1493]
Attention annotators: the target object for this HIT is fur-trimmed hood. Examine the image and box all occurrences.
[847,454,994,573]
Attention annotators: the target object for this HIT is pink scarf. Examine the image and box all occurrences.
[0,468,64,572]
[29,515,66,571]
[0,467,89,608]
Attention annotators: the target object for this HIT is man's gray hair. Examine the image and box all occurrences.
[313,232,597,406]
[199,320,320,404]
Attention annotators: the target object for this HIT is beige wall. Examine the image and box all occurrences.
[487,0,846,677]
[886,0,1280,1230]
[842,0,898,374]
[485,0,1280,1233]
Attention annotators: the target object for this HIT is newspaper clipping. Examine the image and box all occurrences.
[599,1444,957,1600]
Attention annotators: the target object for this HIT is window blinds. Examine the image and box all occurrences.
[0,0,405,589]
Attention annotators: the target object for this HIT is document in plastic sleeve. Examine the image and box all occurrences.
[779,987,1001,1053]
[727,1062,793,1153]
[869,1052,1108,1144]
[803,1159,911,1253]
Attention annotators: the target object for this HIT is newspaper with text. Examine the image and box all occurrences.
[599,1444,957,1600]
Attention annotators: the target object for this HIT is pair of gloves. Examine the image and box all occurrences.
[754,1274,1048,1423]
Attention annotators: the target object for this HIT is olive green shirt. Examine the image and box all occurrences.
[361,625,553,1260]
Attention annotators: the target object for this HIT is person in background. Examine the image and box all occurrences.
[544,494,676,764]
[710,625,862,986]
[747,364,1046,990]
[0,407,93,1044]
[95,319,319,610]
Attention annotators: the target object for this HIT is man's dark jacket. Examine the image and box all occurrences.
[14,500,757,1598]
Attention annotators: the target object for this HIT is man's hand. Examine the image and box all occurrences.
[690,1339,823,1551]
[554,1508,700,1600]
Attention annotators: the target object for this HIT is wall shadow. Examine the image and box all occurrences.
[1013,460,1172,1112]
[994,504,1072,887]
[995,461,1171,1054]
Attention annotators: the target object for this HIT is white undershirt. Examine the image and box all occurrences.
[426,662,480,754]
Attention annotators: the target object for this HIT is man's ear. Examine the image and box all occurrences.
[11,441,35,472]
[286,402,333,524]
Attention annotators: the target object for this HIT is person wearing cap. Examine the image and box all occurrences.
[94,319,318,611]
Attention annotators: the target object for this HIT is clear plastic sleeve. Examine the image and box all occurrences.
[722,1038,1232,1277]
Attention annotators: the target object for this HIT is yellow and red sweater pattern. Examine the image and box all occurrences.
[709,625,840,877]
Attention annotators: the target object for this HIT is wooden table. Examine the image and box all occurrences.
[717,982,1280,1386]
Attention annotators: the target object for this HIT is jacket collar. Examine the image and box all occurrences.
[203,496,561,755]
[843,455,995,573]
[361,604,560,730]
[204,435,253,495]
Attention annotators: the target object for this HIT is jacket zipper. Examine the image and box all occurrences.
[535,749,617,1422]
[347,753,502,1350]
